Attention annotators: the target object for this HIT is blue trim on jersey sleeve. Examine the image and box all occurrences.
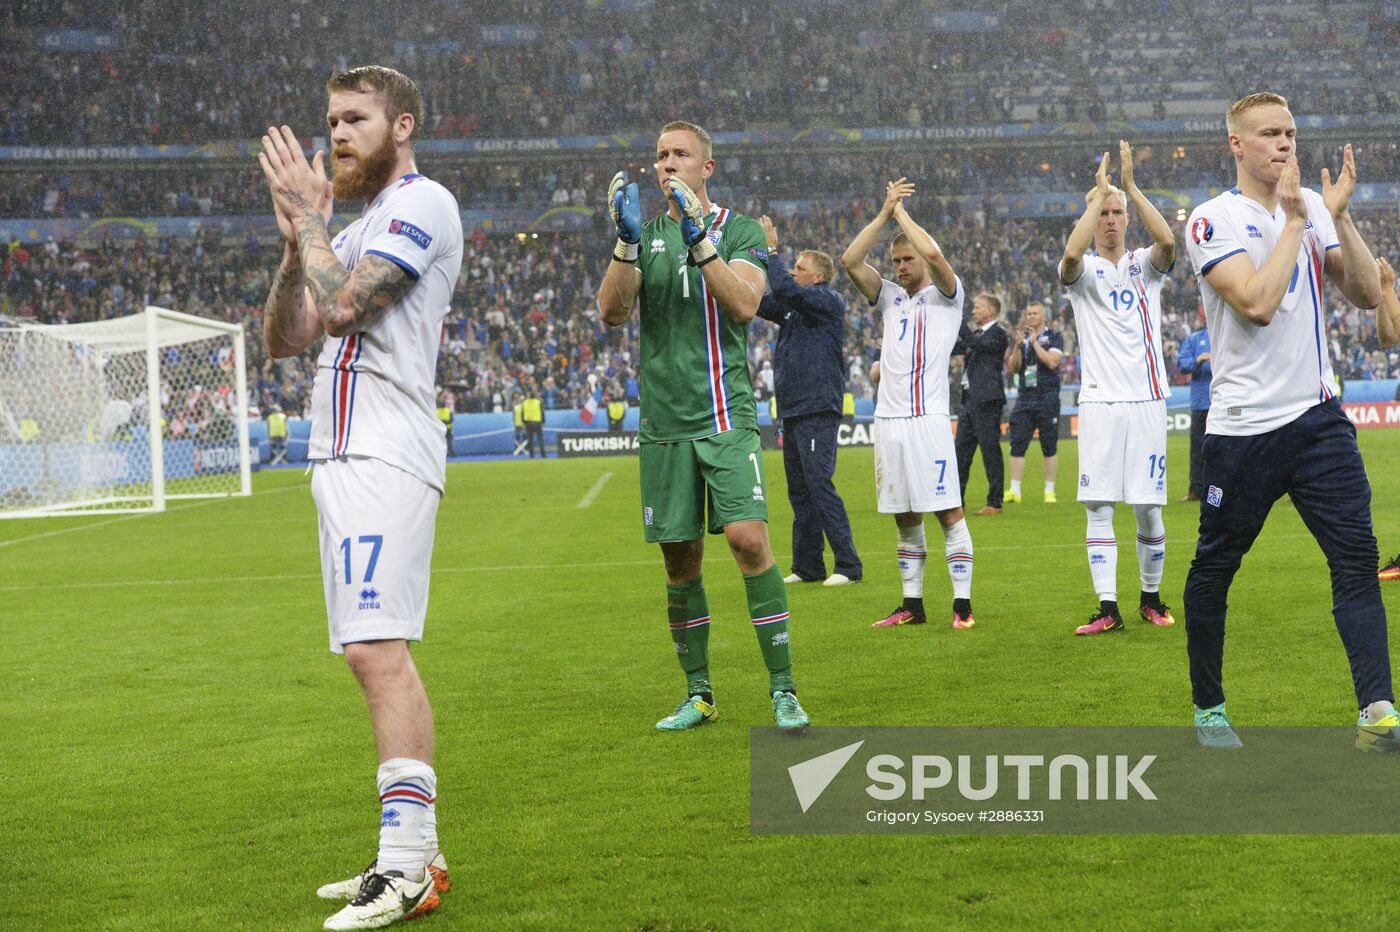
[936,275,959,300]
[1325,242,1340,250]
[365,249,421,280]
[1199,248,1247,276]
[1150,255,1175,275]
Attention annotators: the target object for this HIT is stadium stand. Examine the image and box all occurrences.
[2,0,1399,425]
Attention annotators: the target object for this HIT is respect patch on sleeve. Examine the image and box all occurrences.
[388,218,432,250]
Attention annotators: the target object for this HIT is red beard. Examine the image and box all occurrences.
[331,125,398,202]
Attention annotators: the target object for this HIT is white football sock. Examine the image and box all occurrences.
[1084,502,1117,602]
[896,523,927,599]
[942,518,973,600]
[1133,503,1165,592]
[377,758,437,880]
[1010,479,1022,496]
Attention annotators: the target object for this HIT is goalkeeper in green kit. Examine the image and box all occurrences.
[596,121,810,731]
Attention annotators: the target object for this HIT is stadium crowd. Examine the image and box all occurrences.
[5,204,1399,418]
[2,0,1394,146]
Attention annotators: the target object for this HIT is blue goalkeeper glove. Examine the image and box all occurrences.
[666,176,717,267]
[608,171,641,262]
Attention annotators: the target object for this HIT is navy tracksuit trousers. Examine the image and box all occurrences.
[1183,399,1391,710]
[783,412,862,582]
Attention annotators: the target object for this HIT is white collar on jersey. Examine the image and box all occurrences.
[365,172,425,211]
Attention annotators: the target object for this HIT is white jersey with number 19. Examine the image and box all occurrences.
[1059,248,1172,404]
[307,172,464,493]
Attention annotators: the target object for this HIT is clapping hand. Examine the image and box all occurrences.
[259,125,332,241]
[760,215,779,251]
[884,177,915,218]
[1279,155,1308,222]
[1322,143,1358,218]
[1119,140,1137,193]
[1086,151,1112,202]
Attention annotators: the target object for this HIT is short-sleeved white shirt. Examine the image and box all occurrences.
[873,277,965,419]
[308,173,464,492]
[1058,248,1171,403]
[1184,187,1340,436]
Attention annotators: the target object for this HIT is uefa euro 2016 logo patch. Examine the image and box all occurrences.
[1206,485,1223,507]
[1191,218,1214,244]
[644,506,654,526]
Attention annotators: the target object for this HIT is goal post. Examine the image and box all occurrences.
[0,306,252,518]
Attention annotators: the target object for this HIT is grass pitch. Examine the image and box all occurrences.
[5,431,1400,929]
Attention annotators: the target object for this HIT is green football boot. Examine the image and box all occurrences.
[1194,703,1242,749]
[656,694,718,731]
[1356,703,1400,753]
[772,690,810,730]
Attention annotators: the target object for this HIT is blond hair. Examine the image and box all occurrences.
[326,66,424,144]
[975,292,1003,316]
[1226,92,1289,134]
[798,249,836,283]
[659,120,713,161]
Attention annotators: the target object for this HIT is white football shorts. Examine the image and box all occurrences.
[311,455,442,654]
[873,415,963,514]
[1076,399,1167,504]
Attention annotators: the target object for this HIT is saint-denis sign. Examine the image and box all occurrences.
[751,727,1400,834]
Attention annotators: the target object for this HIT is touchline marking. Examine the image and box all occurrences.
[577,471,613,509]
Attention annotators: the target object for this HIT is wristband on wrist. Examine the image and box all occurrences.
[613,239,639,263]
[688,239,717,267]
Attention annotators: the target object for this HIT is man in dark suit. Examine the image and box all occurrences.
[757,215,863,586]
[954,292,1009,514]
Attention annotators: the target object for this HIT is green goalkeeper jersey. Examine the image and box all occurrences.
[635,205,769,443]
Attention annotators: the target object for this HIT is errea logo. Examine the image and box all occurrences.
[650,238,666,254]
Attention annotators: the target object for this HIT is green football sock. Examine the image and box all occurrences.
[666,576,711,696]
[744,565,795,693]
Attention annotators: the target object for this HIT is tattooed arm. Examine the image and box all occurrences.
[264,241,324,358]
[291,217,414,338]
[260,125,416,340]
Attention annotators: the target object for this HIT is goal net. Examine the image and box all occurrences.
[0,306,251,518]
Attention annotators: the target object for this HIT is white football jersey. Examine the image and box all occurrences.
[308,172,464,492]
[873,277,965,419]
[1185,187,1340,436]
[1059,248,1171,403]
